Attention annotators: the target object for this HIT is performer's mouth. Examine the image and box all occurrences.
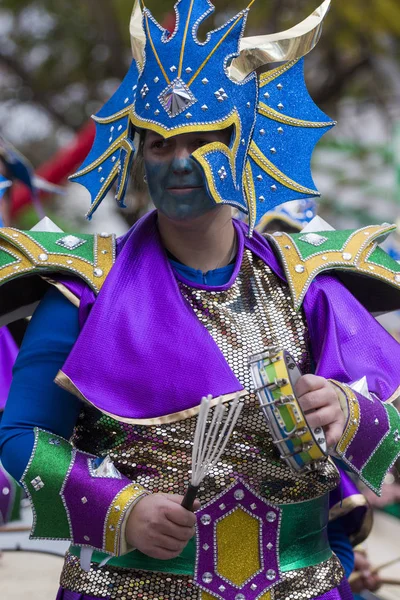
[167,186,203,194]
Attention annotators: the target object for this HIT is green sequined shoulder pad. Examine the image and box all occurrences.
[267,224,400,311]
[0,228,115,294]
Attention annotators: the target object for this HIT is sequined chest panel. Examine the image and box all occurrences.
[73,249,339,505]
[67,250,342,600]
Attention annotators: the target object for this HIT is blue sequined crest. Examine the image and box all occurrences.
[71,0,334,232]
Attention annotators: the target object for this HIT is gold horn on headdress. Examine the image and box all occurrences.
[130,0,146,71]
[229,0,331,81]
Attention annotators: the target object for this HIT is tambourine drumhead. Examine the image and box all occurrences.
[0,550,63,600]
[249,347,327,473]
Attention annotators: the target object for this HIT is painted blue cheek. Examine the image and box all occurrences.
[144,158,217,220]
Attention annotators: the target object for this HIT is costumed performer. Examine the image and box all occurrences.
[0,1,399,599]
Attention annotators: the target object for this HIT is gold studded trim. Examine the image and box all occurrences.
[332,382,360,456]
[104,483,149,555]
[194,141,239,206]
[258,103,333,129]
[0,229,116,294]
[55,369,247,425]
[249,141,319,197]
[266,224,397,310]
[92,106,132,125]
[71,134,126,178]
[259,60,300,87]
[243,160,257,234]
[130,107,241,141]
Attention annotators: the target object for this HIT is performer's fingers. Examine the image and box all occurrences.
[155,534,187,553]
[167,494,191,504]
[323,421,345,449]
[298,390,328,413]
[165,501,197,528]
[151,545,185,560]
[159,520,196,542]
[165,494,200,511]
[305,405,337,431]
[295,374,326,397]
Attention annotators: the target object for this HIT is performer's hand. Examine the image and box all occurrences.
[350,550,382,594]
[295,375,346,449]
[125,493,200,560]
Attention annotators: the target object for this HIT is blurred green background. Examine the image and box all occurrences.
[0,0,400,231]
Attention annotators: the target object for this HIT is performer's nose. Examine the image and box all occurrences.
[171,156,193,176]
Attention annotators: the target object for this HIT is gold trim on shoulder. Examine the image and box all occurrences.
[0,229,115,294]
[329,493,368,522]
[41,277,80,308]
[329,494,373,546]
[55,370,247,425]
[267,224,397,310]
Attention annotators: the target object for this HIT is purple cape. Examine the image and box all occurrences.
[58,210,400,420]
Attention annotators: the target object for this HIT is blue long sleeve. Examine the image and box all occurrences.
[0,287,82,481]
[327,517,355,579]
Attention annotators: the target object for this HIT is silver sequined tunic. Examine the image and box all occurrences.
[61,249,342,599]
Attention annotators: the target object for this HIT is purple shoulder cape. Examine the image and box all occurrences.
[57,210,400,421]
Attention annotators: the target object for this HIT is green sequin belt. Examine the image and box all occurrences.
[70,494,331,575]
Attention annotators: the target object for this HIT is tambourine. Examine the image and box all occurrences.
[248,346,327,473]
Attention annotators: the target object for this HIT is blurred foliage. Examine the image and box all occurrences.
[1,0,399,137]
[0,0,399,228]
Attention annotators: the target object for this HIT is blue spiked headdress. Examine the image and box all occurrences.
[71,0,334,234]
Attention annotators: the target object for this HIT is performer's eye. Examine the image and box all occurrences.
[151,140,166,149]
[194,139,211,148]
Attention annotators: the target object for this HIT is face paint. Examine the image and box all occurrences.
[144,154,217,221]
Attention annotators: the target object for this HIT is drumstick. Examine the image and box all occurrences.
[0,525,31,533]
[350,555,400,583]
[378,578,400,586]
[181,394,243,510]
[371,556,400,574]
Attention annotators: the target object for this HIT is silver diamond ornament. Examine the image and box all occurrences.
[159,79,196,117]
[299,233,328,247]
[56,235,87,250]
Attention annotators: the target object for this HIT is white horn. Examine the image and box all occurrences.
[229,0,331,81]
[130,0,146,71]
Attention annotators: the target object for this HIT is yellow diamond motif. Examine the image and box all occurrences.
[216,506,261,586]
